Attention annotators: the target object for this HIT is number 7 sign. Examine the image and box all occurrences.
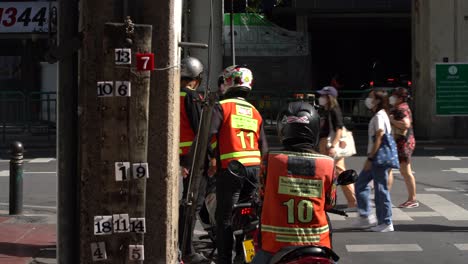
[136,53,154,71]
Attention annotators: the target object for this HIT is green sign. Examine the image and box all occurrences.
[436,63,468,116]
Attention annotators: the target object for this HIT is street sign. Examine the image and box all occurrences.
[435,63,468,116]
[0,2,57,33]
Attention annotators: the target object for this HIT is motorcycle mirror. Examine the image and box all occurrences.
[227,160,247,178]
[337,169,358,185]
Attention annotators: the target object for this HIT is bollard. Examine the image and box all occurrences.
[9,141,24,215]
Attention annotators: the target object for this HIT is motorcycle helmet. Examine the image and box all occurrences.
[222,65,253,95]
[337,169,358,185]
[277,101,321,148]
[180,57,204,80]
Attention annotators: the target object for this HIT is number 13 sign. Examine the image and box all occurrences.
[136,53,154,71]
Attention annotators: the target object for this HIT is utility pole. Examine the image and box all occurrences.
[79,0,152,262]
[141,0,182,263]
[57,0,79,263]
[230,0,236,65]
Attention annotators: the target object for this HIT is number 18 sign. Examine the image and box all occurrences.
[136,53,154,71]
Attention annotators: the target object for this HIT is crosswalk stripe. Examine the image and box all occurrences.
[405,211,441,217]
[29,158,55,163]
[432,156,461,161]
[424,188,456,192]
[454,244,468,251]
[442,168,468,174]
[346,244,423,252]
[418,194,468,221]
[391,208,414,221]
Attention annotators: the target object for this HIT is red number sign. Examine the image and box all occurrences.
[136,53,154,71]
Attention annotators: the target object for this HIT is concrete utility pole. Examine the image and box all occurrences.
[140,0,182,263]
[79,0,152,262]
[57,0,79,263]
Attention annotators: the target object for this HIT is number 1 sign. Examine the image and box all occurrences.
[136,53,154,71]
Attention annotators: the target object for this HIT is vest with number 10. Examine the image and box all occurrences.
[218,98,263,168]
[261,151,335,253]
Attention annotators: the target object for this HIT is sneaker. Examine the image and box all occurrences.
[352,215,377,229]
[369,223,394,232]
[398,200,419,208]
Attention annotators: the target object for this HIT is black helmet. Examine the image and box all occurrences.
[277,101,321,147]
[180,57,204,79]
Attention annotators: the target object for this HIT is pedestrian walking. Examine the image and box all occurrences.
[388,87,418,208]
[316,86,357,210]
[178,57,211,263]
[207,65,268,264]
[354,89,394,232]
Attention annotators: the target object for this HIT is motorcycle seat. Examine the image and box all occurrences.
[269,245,339,263]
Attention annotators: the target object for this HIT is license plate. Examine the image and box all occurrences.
[242,239,256,263]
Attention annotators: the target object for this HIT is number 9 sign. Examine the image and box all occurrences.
[136,53,154,71]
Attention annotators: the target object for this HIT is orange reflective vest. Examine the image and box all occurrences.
[218,98,263,168]
[179,91,196,156]
[260,151,335,253]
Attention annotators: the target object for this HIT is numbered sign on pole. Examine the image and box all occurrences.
[129,245,145,261]
[132,163,149,179]
[130,218,146,233]
[115,162,130,181]
[115,48,131,65]
[91,242,108,261]
[136,53,154,71]
[97,81,114,97]
[94,216,113,235]
[115,81,131,97]
[113,214,130,233]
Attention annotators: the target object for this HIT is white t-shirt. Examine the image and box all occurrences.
[368,109,392,154]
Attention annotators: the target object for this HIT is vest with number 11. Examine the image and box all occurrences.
[218,98,262,168]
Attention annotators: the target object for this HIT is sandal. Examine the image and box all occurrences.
[398,200,419,208]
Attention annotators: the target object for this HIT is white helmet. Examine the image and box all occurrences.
[222,65,253,95]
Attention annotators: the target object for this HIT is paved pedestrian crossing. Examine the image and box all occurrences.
[330,193,468,221]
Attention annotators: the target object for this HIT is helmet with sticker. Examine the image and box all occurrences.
[277,101,321,148]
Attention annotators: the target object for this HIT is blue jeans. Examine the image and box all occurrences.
[355,164,393,225]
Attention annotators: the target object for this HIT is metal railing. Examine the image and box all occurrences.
[0,91,56,145]
[248,89,371,130]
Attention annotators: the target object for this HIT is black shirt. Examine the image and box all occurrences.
[319,105,344,139]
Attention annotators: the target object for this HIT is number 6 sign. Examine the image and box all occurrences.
[136,53,154,71]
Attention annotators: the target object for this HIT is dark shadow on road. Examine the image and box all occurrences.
[334,224,468,233]
[0,242,46,257]
[395,224,468,232]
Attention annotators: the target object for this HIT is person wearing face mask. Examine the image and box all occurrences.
[316,86,357,210]
[353,89,394,232]
[387,87,418,208]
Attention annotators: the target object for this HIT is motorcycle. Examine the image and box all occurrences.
[198,160,261,262]
[263,169,358,264]
[199,161,358,264]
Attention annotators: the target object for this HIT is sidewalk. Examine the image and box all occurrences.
[0,210,56,264]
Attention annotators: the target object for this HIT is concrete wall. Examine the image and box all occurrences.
[413,0,468,139]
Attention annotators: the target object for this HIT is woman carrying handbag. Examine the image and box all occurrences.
[317,86,357,210]
[353,89,399,232]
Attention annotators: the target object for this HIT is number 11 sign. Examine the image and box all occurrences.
[136,53,154,71]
